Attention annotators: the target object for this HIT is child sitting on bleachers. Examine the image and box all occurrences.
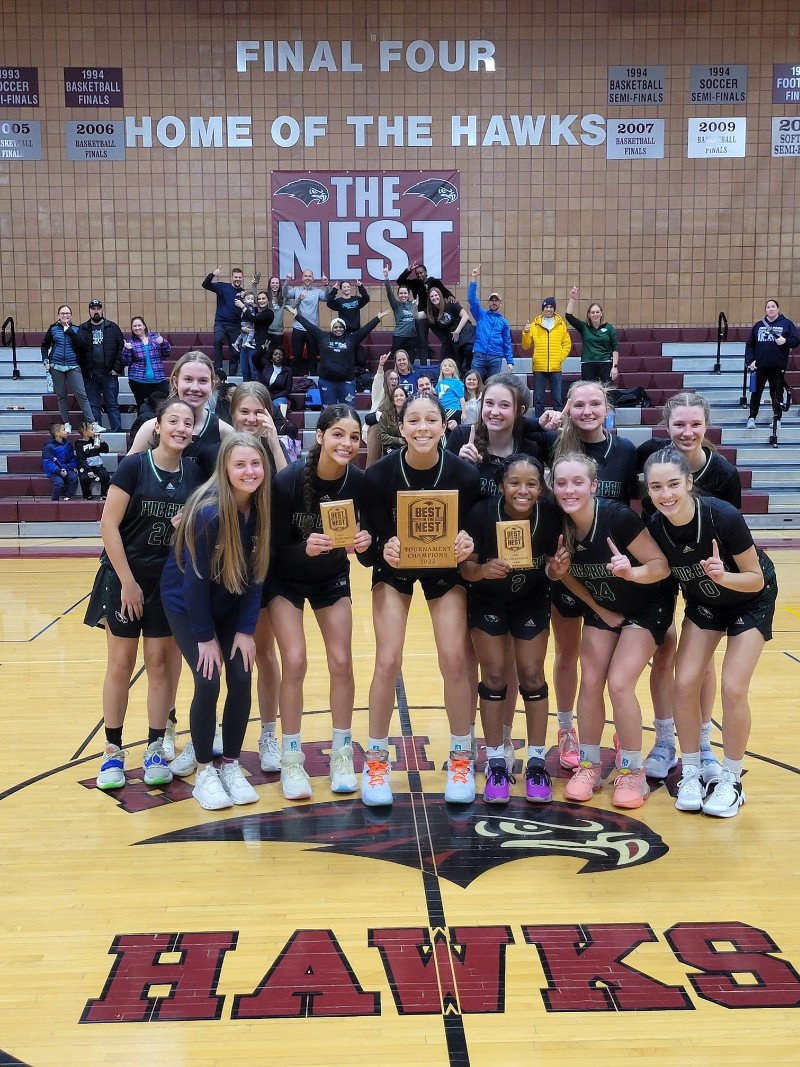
[41,422,79,500]
[75,420,111,500]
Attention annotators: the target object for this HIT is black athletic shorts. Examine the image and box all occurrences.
[582,586,675,647]
[468,592,550,640]
[684,577,777,641]
[549,580,584,619]
[84,563,171,639]
[372,566,463,602]
[263,571,351,612]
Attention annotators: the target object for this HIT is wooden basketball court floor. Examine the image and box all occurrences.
[2,546,800,1066]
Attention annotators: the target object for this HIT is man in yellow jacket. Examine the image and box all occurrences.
[521,297,572,416]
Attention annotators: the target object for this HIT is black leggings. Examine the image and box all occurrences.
[750,365,785,419]
[165,608,253,764]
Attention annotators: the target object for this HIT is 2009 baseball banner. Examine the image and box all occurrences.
[271,170,460,283]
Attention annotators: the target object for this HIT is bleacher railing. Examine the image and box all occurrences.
[1,316,21,380]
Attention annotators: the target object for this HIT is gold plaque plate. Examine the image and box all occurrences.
[397,490,458,568]
[320,499,357,549]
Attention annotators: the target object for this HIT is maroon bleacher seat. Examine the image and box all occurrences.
[0,475,35,498]
[18,501,59,521]
[0,501,18,522]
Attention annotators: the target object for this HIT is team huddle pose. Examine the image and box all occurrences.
[82,285,780,821]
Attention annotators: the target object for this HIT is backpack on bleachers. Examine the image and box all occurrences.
[610,386,653,409]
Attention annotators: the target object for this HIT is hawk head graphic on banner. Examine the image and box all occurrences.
[403,178,459,206]
[274,178,330,206]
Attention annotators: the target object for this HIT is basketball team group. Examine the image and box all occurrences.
[75,265,792,823]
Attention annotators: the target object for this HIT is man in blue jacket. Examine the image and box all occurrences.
[202,265,247,374]
[467,265,514,379]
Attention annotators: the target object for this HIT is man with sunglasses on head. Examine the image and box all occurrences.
[79,299,125,432]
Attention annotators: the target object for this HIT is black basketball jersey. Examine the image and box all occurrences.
[638,441,742,518]
[583,433,639,505]
[360,446,481,580]
[465,495,562,601]
[271,458,366,585]
[104,451,204,578]
[185,410,222,479]
[569,498,660,614]
[446,424,547,498]
[648,496,775,608]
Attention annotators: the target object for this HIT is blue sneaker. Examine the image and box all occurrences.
[143,740,173,787]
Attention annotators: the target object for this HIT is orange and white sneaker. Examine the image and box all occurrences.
[558,726,580,770]
[564,761,603,802]
[445,752,476,803]
[361,750,392,806]
[612,767,650,809]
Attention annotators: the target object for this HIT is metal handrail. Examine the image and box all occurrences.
[713,311,727,375]
[1,316,21,380]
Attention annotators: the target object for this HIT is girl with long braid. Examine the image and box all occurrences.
[267,405,371,800]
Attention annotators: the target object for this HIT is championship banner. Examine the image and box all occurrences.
[271,170,460,284]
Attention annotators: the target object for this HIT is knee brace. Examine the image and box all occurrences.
[478,681,508,702]
[519,681,549,702]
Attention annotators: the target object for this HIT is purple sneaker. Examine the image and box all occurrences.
[525,759,553,803]
[484,758,514,804]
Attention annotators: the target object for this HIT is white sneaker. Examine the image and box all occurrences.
[63,422,72,435]
[193,765,232,810]
[212,723,224,757]
[702,767,745,818]
[644,742,678,779]
[330,745,358,793]
[675,765,704,812]
[219,760,259,804]
[361,750,392,806]
[746,418,756,429]
[280,751,312,800]
[169,741,197,777]
[445,752,476,803]
[162,721,177,761]
[258,729,281,772]
[97,744,126,790]
[91,421,104,434]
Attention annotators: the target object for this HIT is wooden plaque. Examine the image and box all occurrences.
[397,490,458,568]
[320,499,357,549]
[496,520,533,568]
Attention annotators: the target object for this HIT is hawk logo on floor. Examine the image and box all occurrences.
[140,797,667,885]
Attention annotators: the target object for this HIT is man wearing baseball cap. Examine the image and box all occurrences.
[79,299,125,432]
[466,265,514,379]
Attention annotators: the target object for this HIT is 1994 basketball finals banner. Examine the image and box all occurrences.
[271,170,460,283]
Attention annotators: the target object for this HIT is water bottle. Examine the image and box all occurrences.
[605,409,615,430]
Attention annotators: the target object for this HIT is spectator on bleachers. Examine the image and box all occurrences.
[463,369,483,427]
[383,265,419,362]
[123,316,171,409]
[397,261,454,363]
[75,420,110,500]
[232,291,259,382]
[745,299,799,428]
[262,277,288,360]
[394,349,419,397]
[40,305,99,435]
[467,266,514,380]
[79,299,125,433]
[436,357,466,431]
[41,421,79,500]
[202,265,248,375]
[564,286,619,384]
[327,280,370,370]
[521,297,571,417]
[284,269,331,373]
[377,386,407,455]
[285,306,389,407]
[363,356,395,467]
[416,285,472,370]
[254,347,293,417]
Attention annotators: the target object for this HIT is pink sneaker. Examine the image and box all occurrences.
[558,726,580,770]
[564,761,603,802]
[612,767,650,809]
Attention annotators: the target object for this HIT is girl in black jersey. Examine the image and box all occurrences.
[359,393,481,807]
[461,456,562,805]
[447,372,546,498]
[230,383,288,775]
[268,405,371,802]
[546,380,640,776]
[85,398,204,791]
[637,393,742,783]
[129,351,234,478]
[549,453,671,810]
[645,448,777,819]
